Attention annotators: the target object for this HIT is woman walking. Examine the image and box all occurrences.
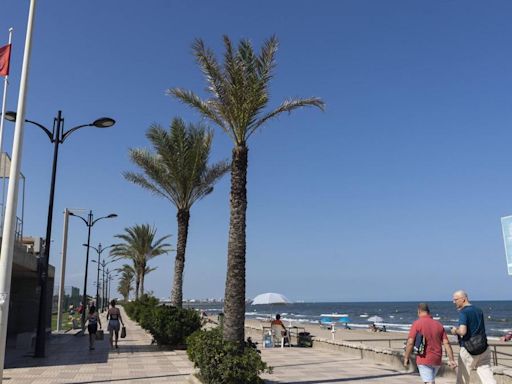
[107,299,124,349]
[85,305,102,350]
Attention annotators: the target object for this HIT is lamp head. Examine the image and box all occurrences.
[106,213,117,218]
[92,117,115,128]
[4,111,16,122]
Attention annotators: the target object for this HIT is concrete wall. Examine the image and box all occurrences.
[7,242,55,336]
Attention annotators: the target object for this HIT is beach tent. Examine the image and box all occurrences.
[367,315,384,323]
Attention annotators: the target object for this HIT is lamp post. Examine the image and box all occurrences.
[107,273,117,306]
[69,211,117,333]
[101,260,115,311]
[87,244,116,311]
[4,111,115,357]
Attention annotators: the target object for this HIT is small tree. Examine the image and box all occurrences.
[117,264,135,301]
[125,119,229,307]
[111,224,171,299]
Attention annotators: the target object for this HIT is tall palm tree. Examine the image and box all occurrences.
[111,224,171,300]
[167,36,324,344]
[117,264,135,301]
[124,118,229,307]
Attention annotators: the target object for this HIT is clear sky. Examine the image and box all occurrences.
[1,1,511,302]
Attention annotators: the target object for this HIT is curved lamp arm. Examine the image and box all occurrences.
[61,123,93,143]
[92,214,117,226]
[27,119,53,141]
[83,243,99,253]
[69,212,88,226]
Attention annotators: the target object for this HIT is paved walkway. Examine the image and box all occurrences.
[3,307,194,383]
[3,308,455,383]
[260,348,454,383]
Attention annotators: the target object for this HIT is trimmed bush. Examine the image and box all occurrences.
[124,294,159,323]
[142,305,201,347]
[124,295,200,347]
[187,328,271,384]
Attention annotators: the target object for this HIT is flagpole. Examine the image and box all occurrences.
[0,28,13,232]
[0,1,37,382]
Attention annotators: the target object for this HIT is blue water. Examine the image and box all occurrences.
[188,301,512,338]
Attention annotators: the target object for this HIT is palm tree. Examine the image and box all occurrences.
[167,36,324,344]
[111,224,171,300]
[124,118,229,307]
[117,264,135,301]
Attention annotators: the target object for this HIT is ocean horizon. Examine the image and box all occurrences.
[186,300,512,338]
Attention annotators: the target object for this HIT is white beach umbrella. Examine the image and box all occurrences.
[251,292,290,305]
[367,315,384,323]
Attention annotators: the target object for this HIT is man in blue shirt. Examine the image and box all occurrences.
[450,290,496,384]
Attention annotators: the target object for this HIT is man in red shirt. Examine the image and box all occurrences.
[404,303,457,383]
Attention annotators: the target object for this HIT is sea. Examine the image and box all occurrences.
[187,301,512,338]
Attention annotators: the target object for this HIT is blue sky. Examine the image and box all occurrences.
[1,1,511,302]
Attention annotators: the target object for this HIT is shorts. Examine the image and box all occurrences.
[87,324,97,334]
[417,365,440,382]
[108,319,120,332]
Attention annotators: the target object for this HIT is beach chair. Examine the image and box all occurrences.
[271,323,290,348]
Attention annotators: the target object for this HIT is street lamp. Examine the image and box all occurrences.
[100,259,115,311]
[106,272,118,306]
[91,260,110,312]
[4,110,116,358]
[69,211,117,333]
[86,243,116,312]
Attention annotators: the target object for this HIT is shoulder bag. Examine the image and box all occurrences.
[463,313,488,355]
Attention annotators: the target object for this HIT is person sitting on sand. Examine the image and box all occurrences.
[368,323,378,332]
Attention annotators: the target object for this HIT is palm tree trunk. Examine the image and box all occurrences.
[171,209,190,308]
[140,272,145,296]
[135,276,140,300]
[223,145,248,345]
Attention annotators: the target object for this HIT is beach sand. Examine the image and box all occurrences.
[244,318,412,350]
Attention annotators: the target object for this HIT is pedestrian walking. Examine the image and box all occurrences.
[85,305,102,350]
[451,290,496,384]
[404,303,457,384]
[107,299,125,349]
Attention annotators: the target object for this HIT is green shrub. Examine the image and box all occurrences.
[124,294,159,323]
[142,306,201,347]
[187,328,271,384]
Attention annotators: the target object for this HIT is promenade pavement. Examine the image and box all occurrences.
[3,307,194,383]
[3,308,455,384]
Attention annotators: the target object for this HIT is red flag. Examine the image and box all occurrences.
[0,44,11,77]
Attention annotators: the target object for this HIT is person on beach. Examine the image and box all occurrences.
[404,303,457,384]
[271,314,287,332]
[271,314,289,345]
[85,305,102,350]
[107,299,124,349]
[451,290,496,384]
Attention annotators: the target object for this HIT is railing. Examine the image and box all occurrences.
[341,337,512,368]
[489,343,512,368]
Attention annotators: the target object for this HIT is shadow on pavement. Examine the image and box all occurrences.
[265,371,413,383]
[5,333,109,368]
